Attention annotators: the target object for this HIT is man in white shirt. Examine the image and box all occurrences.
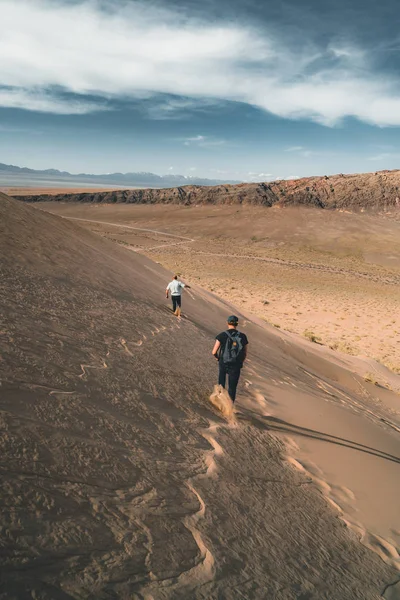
[166,275,191,316]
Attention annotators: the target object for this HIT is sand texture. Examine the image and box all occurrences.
[40,203,400,375]
[1,194,400,599]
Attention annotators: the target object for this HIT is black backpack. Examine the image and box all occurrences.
[222,330,244,365]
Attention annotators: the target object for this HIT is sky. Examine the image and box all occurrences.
[1,0,400,181]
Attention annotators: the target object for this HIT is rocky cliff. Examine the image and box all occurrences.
[16,169,400,212]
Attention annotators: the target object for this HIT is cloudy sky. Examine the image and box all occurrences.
[1,0,400,181]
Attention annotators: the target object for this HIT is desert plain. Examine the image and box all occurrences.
[39,201,400,377]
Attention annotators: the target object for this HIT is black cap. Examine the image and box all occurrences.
[227,315,239,324]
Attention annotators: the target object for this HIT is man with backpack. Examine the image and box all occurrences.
[212,315,248,402]
[166,275,191,316]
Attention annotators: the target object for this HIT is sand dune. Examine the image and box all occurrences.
[42,202,400,376]
[1,192,400,598]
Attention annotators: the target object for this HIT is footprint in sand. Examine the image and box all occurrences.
[183,482,215,581]
[79,360,108,379]
[200,421,225,475]
[253,391,266,407]
[121,338,143,355]
[247,389,272,415]
[362,532,400,571]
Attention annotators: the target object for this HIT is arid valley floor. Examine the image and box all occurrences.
[39,201,400,379]
[1,191,400,599]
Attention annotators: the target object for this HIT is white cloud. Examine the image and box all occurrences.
[146,97,224,119]
[0,86,106,114]
[184,135,206,145]
[286,146,305,152]
[182,135,225,147]
[1,0,400,126]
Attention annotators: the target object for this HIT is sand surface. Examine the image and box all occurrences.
[40,202,400,376]
[1,195,400,598]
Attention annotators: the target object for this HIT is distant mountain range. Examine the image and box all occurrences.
[0,162,240,188]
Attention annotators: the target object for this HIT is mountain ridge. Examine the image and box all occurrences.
[16,168,400,213]
[0,161,240,188]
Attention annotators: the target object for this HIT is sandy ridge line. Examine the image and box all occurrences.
[119,319,220,592]
[182,481,216,581]
[243,372,400,574]
[299,367,400,431]
[135,423,223,596]
[165,417,237,590]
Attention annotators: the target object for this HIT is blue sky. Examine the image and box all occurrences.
[1,0,400,181]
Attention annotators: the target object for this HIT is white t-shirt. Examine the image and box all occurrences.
[167,280,185,296]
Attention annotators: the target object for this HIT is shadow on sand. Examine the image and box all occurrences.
[237,410,400,465]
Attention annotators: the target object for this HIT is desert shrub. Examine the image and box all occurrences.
[329,341,357,355]
[304,329,321,343]
[364,373,378,385]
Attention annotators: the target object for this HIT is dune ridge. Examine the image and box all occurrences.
[1,192,400,598]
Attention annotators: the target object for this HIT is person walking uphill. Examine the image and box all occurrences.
[212,316,248,402]
[166,275,191,316]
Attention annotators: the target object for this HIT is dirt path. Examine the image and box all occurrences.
[64,215,400,285]
[63,216,194,242]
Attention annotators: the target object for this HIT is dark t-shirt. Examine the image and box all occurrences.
[216,330,248,364]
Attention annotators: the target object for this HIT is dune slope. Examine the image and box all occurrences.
[1,192,400,599]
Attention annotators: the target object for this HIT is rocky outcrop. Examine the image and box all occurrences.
[16,169,400,212]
